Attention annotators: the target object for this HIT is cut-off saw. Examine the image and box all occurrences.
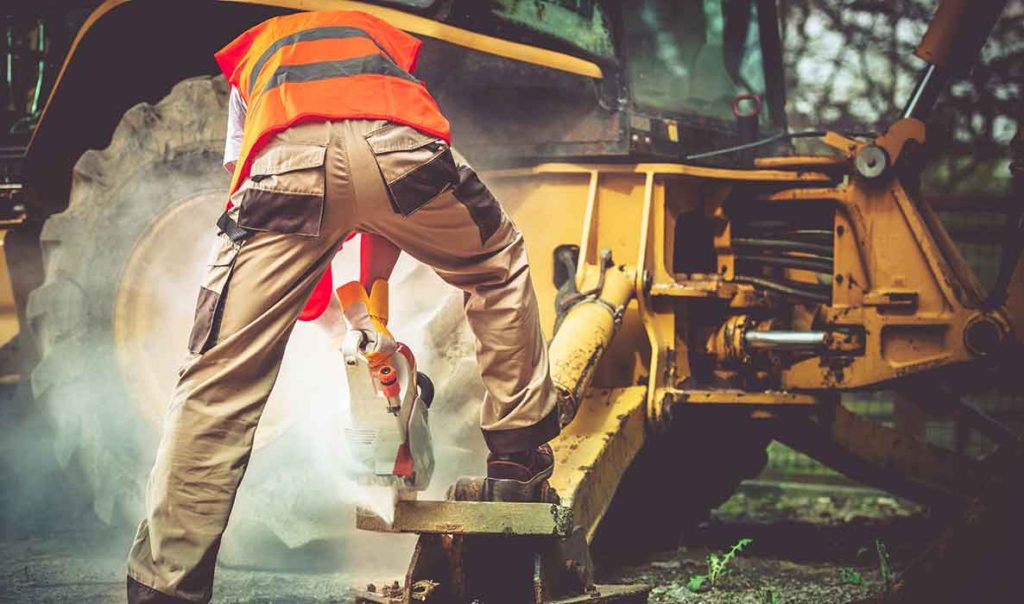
[337,280,435,496]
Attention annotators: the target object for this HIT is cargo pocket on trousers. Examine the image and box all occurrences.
[187,232,243,354]
[233,142,327,236]
[365,124,459,216]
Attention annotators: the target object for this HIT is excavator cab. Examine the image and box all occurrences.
[426,0,787,163]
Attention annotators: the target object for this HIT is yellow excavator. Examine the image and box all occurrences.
[3,1,1022,602]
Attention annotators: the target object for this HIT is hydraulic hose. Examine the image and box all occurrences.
[732,237,834,257]
[731,275,831,304]
[735,254,833,274]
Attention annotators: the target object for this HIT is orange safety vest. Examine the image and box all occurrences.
[214,10,451,320]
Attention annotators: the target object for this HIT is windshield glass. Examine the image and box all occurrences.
[623,0,767,124]
[483,0,616,60]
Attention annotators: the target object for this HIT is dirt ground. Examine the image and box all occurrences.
[607,481,931,603]
[0,479,932,603]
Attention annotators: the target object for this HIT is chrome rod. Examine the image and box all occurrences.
[744,331,828,350]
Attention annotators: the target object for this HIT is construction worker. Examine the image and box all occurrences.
[126,10,558,603]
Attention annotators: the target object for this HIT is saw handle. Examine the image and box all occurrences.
[416,371,434,409]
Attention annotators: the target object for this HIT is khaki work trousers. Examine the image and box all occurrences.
[127,119,558,602]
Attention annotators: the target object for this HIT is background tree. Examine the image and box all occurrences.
[779,0,1023,194]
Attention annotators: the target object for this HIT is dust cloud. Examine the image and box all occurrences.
[1,222,487,587]
[216,239,488,576]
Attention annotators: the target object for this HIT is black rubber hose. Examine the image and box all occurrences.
[731,275,831,304]
[733,237,834,257]
[416,371,434,408]
[735,254,834,274]
[683,129,875,161]
[750,250,834,264]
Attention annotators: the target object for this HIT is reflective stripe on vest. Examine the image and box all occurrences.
[246,25,400,97]
[257,54,419,98]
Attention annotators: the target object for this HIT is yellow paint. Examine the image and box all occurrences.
[356,500,572,536]
[549,386,647,543]
[665,120,679,143]
[548,265,636,415]
[485,170,592,335]
[489,161,832,183]
[672,389,819,406]
[753,155,847,169]
[494,152,1002,403]
[0,230,18,347]
[780,175,990,389]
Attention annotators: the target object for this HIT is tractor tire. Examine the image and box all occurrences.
[591,411,770,564]
[26,76,233,525]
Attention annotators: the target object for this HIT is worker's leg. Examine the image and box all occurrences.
[126,122,353,603]
[345,121,559,456]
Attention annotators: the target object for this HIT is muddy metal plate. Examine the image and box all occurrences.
[356,501,573,537]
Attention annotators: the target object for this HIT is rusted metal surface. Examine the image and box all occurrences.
[356,501,573,537]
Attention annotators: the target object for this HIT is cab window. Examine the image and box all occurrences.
[623,0,768,124]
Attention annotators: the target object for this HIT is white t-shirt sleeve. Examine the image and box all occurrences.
[223,86,247,173]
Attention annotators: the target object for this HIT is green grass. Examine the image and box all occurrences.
[687,538,754,592]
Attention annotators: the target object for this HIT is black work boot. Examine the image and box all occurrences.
[483,443,555,502]
[127,576,192,604]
